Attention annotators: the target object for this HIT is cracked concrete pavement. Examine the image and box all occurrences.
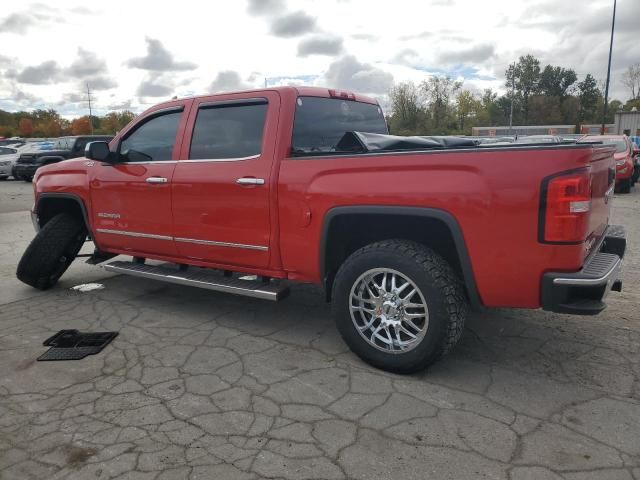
[0,180,639,480]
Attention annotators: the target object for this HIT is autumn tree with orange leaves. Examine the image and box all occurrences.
[71,116,92,135]
[18,118,33,137]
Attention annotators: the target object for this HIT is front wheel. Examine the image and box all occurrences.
[17,213,87,290]
[332,240,468,374]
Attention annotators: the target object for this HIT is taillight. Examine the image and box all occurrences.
[328,89,356,100]
[540,168,592,243]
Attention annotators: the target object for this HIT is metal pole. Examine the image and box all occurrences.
[601,0,616,134]
[509,63,514,135]
[87,82,94,134]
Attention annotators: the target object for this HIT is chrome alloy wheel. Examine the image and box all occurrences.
[349,268,429,353]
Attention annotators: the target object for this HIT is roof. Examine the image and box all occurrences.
[158,86,379,108]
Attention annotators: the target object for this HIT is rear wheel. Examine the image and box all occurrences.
[332,240,468,373]
[17,213,87,290]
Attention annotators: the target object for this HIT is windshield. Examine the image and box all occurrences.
[292,97,387,154]
[604,140,628,153]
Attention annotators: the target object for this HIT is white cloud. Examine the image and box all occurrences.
[136,76,174,97]
[320,55,394,95]
[126,38,197,72]
[298,34,343,57]
[208,71,250,92]
[270,11,317,38]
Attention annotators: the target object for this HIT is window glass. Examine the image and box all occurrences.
[189,103,267,159]
[54,138,72,149]
[292,97,387,155]
[74,139,86,152]
[604,140,628,153]
[120,111,181,162]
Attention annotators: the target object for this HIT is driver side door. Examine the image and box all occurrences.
[90,102,191,257]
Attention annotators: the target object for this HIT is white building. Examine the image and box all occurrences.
[614,110,640,136]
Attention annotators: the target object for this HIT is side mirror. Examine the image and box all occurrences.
[85,141,113,162]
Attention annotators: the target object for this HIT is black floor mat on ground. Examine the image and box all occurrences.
[37,329,118,361]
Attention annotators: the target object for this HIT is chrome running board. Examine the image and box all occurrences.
[102,261,289,301]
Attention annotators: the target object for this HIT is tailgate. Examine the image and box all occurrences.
[585,145,616,258]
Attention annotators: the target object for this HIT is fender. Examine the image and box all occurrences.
[35,192,91,232]
[320,205,482,309]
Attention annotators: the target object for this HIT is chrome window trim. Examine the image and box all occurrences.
[181,154,261,163]
[113,155,261,165]
[96,229,268,251]
[174,237,268,251]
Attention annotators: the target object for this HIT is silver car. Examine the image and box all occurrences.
[0,146,20,179]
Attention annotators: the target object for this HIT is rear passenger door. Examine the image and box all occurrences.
[172,92,280,269]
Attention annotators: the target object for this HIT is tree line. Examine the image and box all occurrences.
[2,54,640,139]
[0,109,136,138]
[388,55,640,136]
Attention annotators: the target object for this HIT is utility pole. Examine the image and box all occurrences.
[86,82,94,134]
[601,0,616,134]
[509,63,515,136]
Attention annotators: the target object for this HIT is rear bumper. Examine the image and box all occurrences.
[541,225,626,315]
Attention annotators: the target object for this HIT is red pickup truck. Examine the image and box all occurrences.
[17,87,626,373]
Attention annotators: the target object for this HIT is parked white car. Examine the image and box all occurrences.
[0,146,20,180]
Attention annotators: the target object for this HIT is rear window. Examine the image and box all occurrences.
[292,97,387,155]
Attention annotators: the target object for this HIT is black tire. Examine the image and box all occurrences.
[620,179,631,194]
[0,176,7,181]
[24,176,32,183]
[17,213,87,290]
[332,239,468,374]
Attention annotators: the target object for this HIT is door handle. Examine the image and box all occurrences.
[236,177,265,185]
[146,177,168,184]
